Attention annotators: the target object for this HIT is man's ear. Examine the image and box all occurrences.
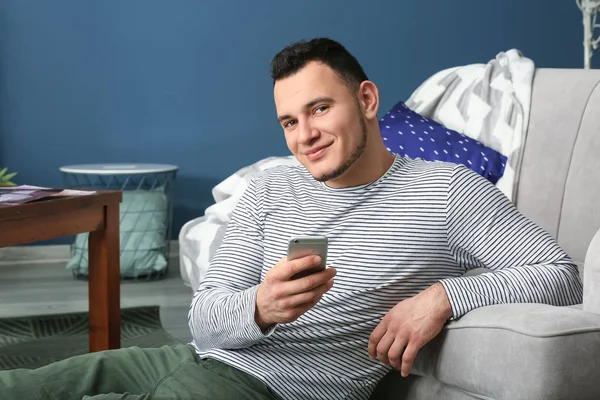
[357,81,379,121]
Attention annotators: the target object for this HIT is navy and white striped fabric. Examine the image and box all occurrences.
[188,154,583,400]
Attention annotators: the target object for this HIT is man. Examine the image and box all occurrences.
[0,38,583,400]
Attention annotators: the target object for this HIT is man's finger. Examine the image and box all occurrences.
[375,332,395,365]
[401,343,420,377]
[265,257,288,280]
[280,282,331,309]
[284,255,322,280]
[368,321,387,359]
[387,338,407,371]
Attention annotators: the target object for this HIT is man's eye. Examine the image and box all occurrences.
[284,120,297,128]
[315,105,329,114]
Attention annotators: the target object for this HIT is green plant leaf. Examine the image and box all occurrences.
[0,168,17,186]
[2,172,17,180]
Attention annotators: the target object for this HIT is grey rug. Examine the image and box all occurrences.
[0,306,180,370]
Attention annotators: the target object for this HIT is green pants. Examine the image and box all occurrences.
[0,344,276,400]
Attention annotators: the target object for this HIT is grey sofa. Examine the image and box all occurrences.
[179,68,600,399]
[371,68,600,399]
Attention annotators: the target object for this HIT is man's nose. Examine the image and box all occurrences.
[297,121,320,144]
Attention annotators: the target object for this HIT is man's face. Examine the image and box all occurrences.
[274,62,367,183]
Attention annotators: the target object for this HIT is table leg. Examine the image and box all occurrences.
[88,203,121,352]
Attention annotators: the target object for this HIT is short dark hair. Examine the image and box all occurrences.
[270,38,368,91]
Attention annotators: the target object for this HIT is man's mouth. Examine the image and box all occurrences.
[304,143,332,161]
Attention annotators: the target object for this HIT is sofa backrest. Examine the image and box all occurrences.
[516,68,600,264]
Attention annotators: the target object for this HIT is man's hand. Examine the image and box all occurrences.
[368,283,452,377]
[255,256,336,331]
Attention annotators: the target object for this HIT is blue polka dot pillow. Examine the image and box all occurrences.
[379,101,507,184]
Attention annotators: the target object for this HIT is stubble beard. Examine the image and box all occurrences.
[313,111,368,183]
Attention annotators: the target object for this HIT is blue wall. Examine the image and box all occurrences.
[0,0,585,243]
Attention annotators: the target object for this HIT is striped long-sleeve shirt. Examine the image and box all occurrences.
[188,154,583,400]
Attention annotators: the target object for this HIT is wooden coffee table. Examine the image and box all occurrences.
[0,191,122,352]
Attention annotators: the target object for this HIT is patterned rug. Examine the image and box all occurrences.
[0,306,180,370]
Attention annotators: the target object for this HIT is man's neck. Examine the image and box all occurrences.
[325,149,395,189]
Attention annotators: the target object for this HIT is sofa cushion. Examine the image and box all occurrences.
[374,303,600,400]
[379,101,507,184]
[371,374,478,400]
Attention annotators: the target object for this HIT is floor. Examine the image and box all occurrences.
[0,256,194,344]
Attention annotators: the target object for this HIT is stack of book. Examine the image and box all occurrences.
[0,185,95,206]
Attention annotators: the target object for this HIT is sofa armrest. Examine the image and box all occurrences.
[397,304,600,400]
[583,228,600,313]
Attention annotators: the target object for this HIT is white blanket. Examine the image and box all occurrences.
[405,49,535,201]
[179,156,300,290]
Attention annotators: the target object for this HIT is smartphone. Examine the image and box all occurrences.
[287,236,328,280]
